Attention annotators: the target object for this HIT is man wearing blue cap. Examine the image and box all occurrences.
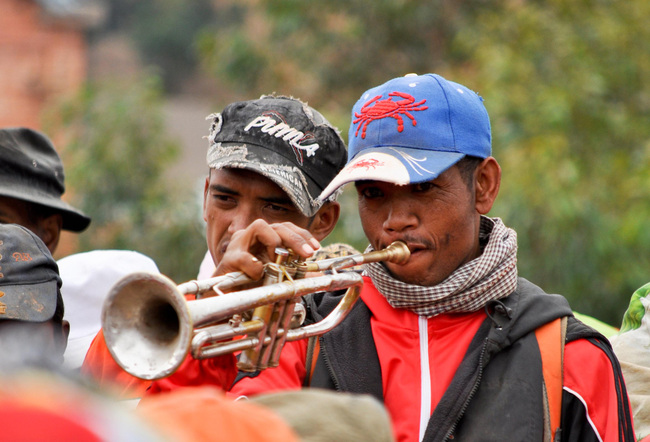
[150,75,634,441]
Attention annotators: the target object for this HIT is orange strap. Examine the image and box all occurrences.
[535,317,567,441]
[303,336,320,387]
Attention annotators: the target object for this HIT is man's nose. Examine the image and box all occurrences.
[227,206,259,234]
[382,200,418,233]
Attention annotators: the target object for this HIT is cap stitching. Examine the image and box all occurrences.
[431,75,457,151]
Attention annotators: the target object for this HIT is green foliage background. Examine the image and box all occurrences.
[49,0,650,325]
[45,75,207,283]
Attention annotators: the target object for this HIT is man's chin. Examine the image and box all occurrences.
[386,264,441,287]
[386,265,428,287]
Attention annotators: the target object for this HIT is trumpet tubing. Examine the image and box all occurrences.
[300,241,410,273]
[102,241,410,380]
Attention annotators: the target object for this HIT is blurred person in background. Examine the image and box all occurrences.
[0,223,69,370]
[611,283,650,441]
[0,127,91,253]
[58,250,160,372]
[0,127,99,369]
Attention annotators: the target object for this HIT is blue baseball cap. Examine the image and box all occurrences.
[318,73,491,201]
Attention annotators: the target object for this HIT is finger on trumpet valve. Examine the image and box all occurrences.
[240,247,308,370]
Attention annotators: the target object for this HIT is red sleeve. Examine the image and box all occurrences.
[228,339,309,398]
[143,333,308,398]
[145,353,238,396]
[563,338,632,441]
[81,329,151,399]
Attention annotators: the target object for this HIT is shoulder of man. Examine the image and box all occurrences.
[495,277,574,342]
[507,278,612,346]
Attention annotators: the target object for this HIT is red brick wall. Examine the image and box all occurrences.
[0,0,88,129]
[0,0,92,257]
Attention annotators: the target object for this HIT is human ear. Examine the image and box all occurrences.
[202,175,210,222]
[308,202,341,241]
[59,320,70,354]
[49,319,70,366]
[474,157,501,215]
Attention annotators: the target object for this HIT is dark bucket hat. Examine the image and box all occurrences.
[0,128,91,232]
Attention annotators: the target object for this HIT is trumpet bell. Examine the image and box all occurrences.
[102,272,193,380]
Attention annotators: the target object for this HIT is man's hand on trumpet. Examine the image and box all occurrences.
[215,219,322,282]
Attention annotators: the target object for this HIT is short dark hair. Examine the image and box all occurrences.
[456,156,484,189]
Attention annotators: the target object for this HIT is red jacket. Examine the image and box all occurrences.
[147,277,633,441]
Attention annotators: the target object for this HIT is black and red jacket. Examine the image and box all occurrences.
[148,276,635,441]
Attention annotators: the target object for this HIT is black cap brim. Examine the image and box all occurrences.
[208,142,322,217]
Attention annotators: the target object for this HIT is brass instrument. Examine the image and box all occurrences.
[102,241,410,380]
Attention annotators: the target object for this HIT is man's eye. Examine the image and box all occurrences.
[360,187,383,199]
[213,194,236,205]
[413,182,436,193]
[266,204,289,213]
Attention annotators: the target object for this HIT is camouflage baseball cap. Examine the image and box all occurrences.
[206,95,347,217]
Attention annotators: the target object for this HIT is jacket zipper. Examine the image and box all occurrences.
[443,337,489,441]
[320,335,342,391]
[419,316,432,441]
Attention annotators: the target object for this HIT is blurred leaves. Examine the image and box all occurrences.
[103,0,217,92]
[197,0,469,105]
[44,74,207,282]
[452,0,650,323]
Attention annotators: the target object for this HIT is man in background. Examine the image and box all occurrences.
[0,127,93,370]
[0,223,69,369]
[0,127,91,253]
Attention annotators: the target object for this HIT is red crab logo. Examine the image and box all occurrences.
[349,158,383,171]
[353,92,428,139]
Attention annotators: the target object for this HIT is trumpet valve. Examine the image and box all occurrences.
[229,314,243,327]
[290,303,306,328]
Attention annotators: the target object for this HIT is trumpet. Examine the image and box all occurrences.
[102,241,410,380]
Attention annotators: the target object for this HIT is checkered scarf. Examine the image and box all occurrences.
[364,216,518,317]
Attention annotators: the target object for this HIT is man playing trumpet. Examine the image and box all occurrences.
[82,94,347,398]
[148,74,635,441]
